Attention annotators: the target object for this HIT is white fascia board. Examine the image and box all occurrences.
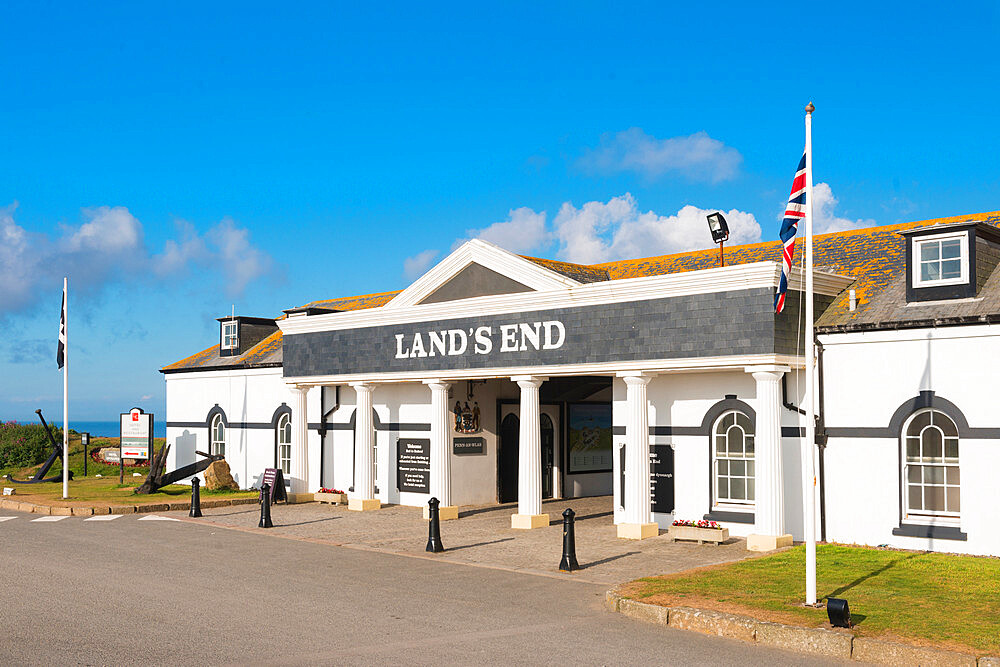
[164,367,283,380]
[385,239,581,309]
[818,322,1000,346]
[280,262,854,336]
[282,353,805,386]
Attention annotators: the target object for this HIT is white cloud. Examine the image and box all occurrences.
[207,217,274,297]
[403,249,440,281]
[578,128,742,182]
[0,203,277,314]
[553,194,761,264]
[456,207,551,254]
[811,182,876,234]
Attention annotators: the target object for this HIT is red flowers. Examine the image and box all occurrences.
[317,487,345,494]
[672,519,723,530]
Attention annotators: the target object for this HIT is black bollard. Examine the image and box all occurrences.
[189,477,203,517]
[425,497,444,553]
[559,507,580,572]
[259,483,274,528]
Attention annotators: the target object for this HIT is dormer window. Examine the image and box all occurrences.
[900,223,1000,303]
[222,320,239,351]
[913,232,968,288]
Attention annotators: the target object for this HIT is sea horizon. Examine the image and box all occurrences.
[5,419,168,438]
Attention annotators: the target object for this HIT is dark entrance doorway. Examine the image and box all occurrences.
[498,413,519,503]
[497,407,557,504]
[540,413,554,499]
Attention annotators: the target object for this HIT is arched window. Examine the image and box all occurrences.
[712,410,755,506]
[276,413,292,475]
[903,409,960,518]
[211,414,226,458]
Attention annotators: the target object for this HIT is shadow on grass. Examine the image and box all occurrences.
[822,551,925,625]
[445,537,516,552]
[581,551,640,569]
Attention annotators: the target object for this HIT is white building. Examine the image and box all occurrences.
[161,210,1000,555]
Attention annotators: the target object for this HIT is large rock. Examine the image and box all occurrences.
[203,460,239,491]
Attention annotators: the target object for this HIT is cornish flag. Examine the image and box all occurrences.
[57,287,66,369]
[775,152,807,313]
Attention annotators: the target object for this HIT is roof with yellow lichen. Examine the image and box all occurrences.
[162,210,1000,373]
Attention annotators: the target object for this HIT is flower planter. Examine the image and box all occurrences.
[314,492,347,505]
[668,524,729,545]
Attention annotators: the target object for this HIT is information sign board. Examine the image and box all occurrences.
[261,468,288,504]
[649,444,675,514]
[397,438,430,493]
[120,408,152,460]
[453,437,485,455]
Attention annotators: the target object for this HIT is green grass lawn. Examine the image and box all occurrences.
[2,434,257,504]
[623,544,1000,655]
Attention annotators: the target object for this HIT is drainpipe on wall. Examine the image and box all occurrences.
[781,352,828,542]
[317,386,340,486]
[815,338,828,543]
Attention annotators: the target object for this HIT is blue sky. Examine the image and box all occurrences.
[2,2,998,422]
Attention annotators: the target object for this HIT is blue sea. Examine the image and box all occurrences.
[41,420,167,438]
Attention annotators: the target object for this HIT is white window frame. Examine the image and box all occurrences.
[912,231,968,288]
[222,321,239,350]
[277,413,291,475]
[211,414,226,458]
[711,410,755,510]
[901,408,960,526]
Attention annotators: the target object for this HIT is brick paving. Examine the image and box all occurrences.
[188,495,755,585]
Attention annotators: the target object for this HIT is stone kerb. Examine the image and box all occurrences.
[605,591,996,665]
[0,496,258,516]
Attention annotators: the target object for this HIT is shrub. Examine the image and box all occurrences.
[0,420,62,470]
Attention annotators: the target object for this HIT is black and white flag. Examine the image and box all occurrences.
[57,287,66,369]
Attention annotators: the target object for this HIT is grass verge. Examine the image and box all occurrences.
[2,434,257,505]
[621,544,1000,655]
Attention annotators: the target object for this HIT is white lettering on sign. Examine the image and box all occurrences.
[394,321,566,359]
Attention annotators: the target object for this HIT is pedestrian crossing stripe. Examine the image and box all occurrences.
[137,515,180,522]
[30,516,69,522]
[0,517,16,522]
[84,514,122,521]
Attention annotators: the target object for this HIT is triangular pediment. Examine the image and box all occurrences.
[385,239,580,309]
[418,262,533,304]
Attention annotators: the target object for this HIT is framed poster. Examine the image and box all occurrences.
[567,402,613,473]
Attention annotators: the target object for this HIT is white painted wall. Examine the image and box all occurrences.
[164,368,321,491]
[819,324,1000,556]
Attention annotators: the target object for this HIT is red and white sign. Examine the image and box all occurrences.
[120,408,152,460]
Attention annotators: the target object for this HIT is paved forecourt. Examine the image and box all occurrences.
[189,495,755,585]
[0,504,844,666]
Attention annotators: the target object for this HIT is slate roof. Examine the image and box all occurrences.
[161,210,1000,373]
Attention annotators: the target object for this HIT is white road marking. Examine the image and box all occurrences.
[0,517,17,522]
[30,516,69,522]
[84,514,123,521]
[137,515,180,521]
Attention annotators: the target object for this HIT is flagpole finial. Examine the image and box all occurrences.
[805,101,815,114]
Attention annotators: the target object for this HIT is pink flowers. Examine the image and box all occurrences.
[672,519,723,530]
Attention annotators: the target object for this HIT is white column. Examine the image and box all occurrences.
[290,385,310,497]
[349,382,380,511]
[746,365,792,551]
[618,374,658,540]
[424,380,457,520]
[511,376,548,529]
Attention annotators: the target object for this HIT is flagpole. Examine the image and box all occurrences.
[63,277,69,500]
[803,102,817,605]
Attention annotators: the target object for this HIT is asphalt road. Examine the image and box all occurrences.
[0,511,845,666]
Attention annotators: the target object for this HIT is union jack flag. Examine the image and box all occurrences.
[775,152,806,313]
